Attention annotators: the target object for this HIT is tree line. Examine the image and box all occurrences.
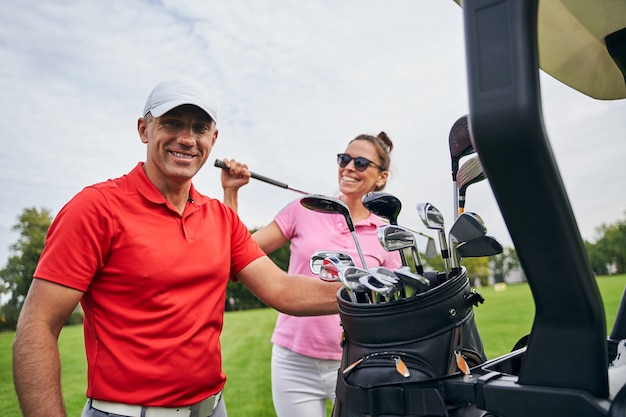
[1,207,624,330]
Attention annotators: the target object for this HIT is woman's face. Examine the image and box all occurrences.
[337,139,388,198]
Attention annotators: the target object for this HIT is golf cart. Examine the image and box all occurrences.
[328,0,626,415]
[439,0,626,415]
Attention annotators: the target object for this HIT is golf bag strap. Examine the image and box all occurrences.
[335,374,448,416]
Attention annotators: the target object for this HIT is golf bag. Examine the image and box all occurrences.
[332,268,487,417]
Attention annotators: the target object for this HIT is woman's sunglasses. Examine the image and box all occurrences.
[337,153,384,172]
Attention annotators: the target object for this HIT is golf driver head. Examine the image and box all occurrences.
[301,194,354,230]
[301,194,368,269]
[449,114,474,176]
[362,191,402,225]
[456,235,503,258]
[309,250,355,275]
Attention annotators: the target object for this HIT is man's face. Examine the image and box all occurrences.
[138,104,218,186]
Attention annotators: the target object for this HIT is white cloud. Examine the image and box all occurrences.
[0,0,624,268]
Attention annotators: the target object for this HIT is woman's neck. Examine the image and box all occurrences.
[340,194,371,223]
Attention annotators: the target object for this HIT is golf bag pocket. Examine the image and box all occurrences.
[333,267,486,417]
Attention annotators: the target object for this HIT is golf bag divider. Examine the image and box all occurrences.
[333,267,486,417]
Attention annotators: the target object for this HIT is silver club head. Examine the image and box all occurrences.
[377,224,425,275]
[318,257,342,282]
[310,250,355,275]
[359,270,401,301]
[394,266,431,294]
[339,266,372,302]
[416,202,450,275]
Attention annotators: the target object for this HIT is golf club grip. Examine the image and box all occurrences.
[214,159,290,190]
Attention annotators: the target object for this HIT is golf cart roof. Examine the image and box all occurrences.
[454,0,626,99]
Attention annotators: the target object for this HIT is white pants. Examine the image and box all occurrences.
[271,344,340,417]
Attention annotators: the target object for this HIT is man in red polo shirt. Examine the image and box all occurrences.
[12,79,341,417]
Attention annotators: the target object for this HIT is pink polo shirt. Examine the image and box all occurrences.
[271,198,402,360]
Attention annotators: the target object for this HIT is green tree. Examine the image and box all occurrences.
[0,207,52,330]
[491,247,522,283]
[585,239,609,275]
[462,256,491,287]
[586,211,626,275]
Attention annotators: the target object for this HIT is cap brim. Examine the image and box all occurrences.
[148,100,217,122]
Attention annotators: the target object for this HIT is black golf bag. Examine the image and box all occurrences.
[332,268,487,417]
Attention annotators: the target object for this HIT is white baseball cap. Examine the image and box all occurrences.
[143,79,218,122]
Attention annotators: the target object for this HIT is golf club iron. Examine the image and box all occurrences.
[456,235,503,258]
[377,224,425,275]
[449,212,488,273]
[416,202,451,276]
[309,250,355,275]
[393,266,431,296]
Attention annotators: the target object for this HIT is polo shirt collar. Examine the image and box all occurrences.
[127,162,202,206]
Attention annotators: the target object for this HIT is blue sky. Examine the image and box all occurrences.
[1,0,625,267]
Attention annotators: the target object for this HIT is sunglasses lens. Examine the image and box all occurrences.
[354,157,370,171]
[337,154,350,168]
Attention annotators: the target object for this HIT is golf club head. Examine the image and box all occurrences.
[416,202,444,231]
[339,266,371,303]
[456,235,503,258]
[449,114,474,176]
[457,156,485,192]
[318,256,345,282]
[416,202,450,275]
[449,212,487,243]
[300,194,354,230]
[377,224,425,275]
[359,270,401,300]
[378,224,415,251]
[301,194,368,269]
[394,266,431,293]
[309,250,355,275]
[362,191,402,225]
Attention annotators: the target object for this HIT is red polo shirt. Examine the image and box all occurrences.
[34,162,264,406]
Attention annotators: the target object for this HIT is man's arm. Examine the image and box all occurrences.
[236,256,341,316]
[13,279,84,417]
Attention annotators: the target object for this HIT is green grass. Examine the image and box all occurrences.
[1,274,626,417]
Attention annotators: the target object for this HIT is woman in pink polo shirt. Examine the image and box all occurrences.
[221,132,401,417]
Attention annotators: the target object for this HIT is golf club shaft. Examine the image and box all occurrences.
[214,159,309,195]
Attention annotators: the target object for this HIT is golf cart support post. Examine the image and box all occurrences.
[433,0,626,415]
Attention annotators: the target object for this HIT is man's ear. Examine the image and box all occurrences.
[137,118,149,144]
